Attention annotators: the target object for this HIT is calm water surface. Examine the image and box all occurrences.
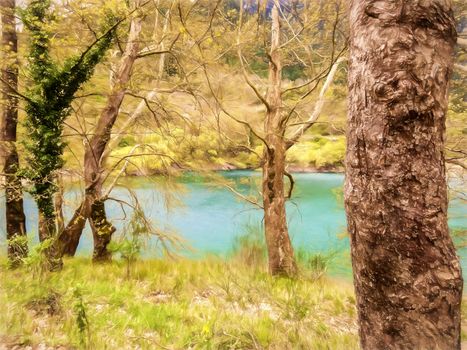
[1,171,466,278]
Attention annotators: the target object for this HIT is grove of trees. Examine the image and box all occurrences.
[1,0,465,348]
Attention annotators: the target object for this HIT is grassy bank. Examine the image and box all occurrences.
[0,258,359,349]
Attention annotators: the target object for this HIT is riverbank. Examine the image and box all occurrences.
[3,257,467,350]
[120,163,345,177]
[0,258,359,349]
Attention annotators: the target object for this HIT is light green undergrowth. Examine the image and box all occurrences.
[0,258,359,349]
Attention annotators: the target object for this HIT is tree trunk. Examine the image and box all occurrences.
[59,8,142,259]
[1,0,27,266]
[90,199,115,262]
[345,1,463,349]
[38,199,63,271]
[59,199,90,256]
[3,145,27,265]
[262,2,297,277]
[262,142,297,276]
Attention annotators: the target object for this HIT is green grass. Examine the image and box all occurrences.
[0,258,359,349]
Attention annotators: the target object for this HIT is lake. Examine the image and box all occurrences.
[1,171,466,278]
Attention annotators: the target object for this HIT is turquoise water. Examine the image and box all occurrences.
[1,171,466,277]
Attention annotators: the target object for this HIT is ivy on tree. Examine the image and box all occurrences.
[21,0,119,224]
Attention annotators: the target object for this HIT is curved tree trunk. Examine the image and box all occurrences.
[345,1,463,349]
[59,199,90,256]
[1,0,27,266]
[59,7,143,260]
[262,2,297,277]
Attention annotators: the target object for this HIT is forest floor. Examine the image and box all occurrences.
[2,257,467,350]
[0,257,359,349]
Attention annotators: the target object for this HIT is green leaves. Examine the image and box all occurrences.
[73,287,90,347]
[21,0,120,215]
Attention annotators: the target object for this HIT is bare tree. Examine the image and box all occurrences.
[261,2,297,276]
[345,1,463,348]
[60,0,144,260]
[194,0,346,276]
[0,0,27,266]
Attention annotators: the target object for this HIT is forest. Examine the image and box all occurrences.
[0,0,466,349]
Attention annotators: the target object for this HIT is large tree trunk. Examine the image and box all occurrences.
[1,0,27,266]
[345,1,463,349]
[59,8,142,260]
[262,2,297,277]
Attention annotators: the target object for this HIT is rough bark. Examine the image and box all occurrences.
[262,3,297,277]
[38,204,63,271]
[54,173,65,234]
[2,145,27,264]
[1,0,27,266]
[345,1,463,349]
[59,9,142,259]
[90,199,115,262]
[59,199,89,256]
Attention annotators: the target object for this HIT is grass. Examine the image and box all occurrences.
[0,257,359,349]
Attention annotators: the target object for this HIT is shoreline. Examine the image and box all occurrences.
[121,164,345,177]
[8,163,465,186]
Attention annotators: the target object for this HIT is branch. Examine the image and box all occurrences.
[447,159,466,170]
[454,63,467,73]
[102,144,142,198]
[0,76,34,104]
[286,56,346,148]
[284,170,295,199]
[223,182,263,209]
[458,37,467,49]
[236,0,270,110]
[65,17,126,75]
[237,52,270,111]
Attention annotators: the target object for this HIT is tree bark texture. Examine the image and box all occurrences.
[262,2,297,277]
[59,10,142,260]
[38,203,63,271]
[54,173,65,234]
[345,1,463,349]
[1,0,27,266]
[90,199,115,262]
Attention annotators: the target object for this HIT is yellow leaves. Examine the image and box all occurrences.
[287,137,346,168]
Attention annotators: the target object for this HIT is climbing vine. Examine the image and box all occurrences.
[21,0,119,220]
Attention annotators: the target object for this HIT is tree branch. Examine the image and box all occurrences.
[286,56,346,148]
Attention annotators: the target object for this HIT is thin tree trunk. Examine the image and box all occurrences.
[1,0,27,266]
[38,197,62,271]
[262,2,297,277]
[59,6,143,259]
[54,173,65,233]
[345,1,463,349]
[3,145,27,264]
